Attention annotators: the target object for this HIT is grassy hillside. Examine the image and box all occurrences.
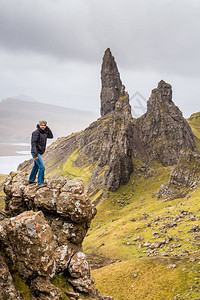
[92,259,200,300]
[82,161,200,299]
[187,112,200,150]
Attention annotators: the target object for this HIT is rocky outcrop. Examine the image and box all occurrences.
[0,172,110,299]
[137,80,196,166]
[157,149,200,199]
[3,173,96,221]
[100,48,122,117]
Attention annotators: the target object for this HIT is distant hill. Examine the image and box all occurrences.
[0,97,98,142]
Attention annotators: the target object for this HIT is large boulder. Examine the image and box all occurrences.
[0,211,56,279]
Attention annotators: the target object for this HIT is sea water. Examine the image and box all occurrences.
[0,143,31,174]
[0,154,31,174]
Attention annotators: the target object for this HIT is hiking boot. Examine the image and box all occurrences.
[36,183,47,190]
[29,181,36,184]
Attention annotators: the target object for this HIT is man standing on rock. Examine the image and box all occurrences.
[29,120,53,189]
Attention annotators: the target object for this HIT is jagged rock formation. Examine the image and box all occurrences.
[18,49,197,195]
[76,91,139,193]
[0,172,111,299]
[137,80,196,166]
[100,48,122,117]
[157,149,200,199]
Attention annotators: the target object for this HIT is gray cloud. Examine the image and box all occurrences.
[0,0,199,116]
[0,0,99,61]
[0,0,200,75]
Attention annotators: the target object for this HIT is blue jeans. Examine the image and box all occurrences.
[29,153,45,184]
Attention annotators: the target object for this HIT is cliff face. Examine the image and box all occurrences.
[0,172,112,299]
[18,49,197,195]
[76,91,139,193]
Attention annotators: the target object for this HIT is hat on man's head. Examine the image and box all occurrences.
[39,120,47,125]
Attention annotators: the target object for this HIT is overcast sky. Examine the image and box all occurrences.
[0,0,199,117]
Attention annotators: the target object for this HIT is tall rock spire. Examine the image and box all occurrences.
[100,48,122,116]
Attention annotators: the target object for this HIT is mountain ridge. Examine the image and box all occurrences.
[0,97,98,143]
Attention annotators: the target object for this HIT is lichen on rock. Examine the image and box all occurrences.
[0,172,108,299]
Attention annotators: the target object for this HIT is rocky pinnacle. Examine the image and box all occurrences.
[157,80,172,102]
[138,80,196,166]
[100,48,122,116]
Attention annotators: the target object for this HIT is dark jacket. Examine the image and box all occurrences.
[31,125,53,157]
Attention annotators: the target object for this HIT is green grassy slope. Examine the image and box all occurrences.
[46,147,96,186]
[92,259,200,300]
[187,112,200,150]
[83,161,200,299]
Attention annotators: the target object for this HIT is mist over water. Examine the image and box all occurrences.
[0,154,31,174]
[0,143,31,174]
